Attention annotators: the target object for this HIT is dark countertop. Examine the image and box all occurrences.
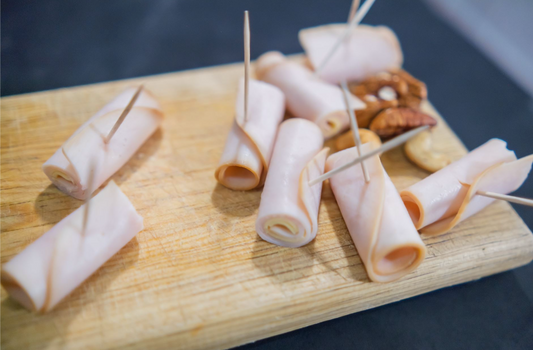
[2,0,532,349]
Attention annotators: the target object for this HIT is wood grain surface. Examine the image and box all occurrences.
[2,59,533,350]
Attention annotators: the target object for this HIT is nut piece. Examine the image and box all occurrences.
[369,107,437,139]
[352,73,409,97]
[404,130,451,173]
[335,128,382,151]
[378,86,397,101]
[357,94,398,128]
[349,69,427,126]
[399,95,422,109]
[392,69,428,99]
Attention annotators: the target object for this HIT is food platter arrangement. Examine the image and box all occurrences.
[2,1,532,349]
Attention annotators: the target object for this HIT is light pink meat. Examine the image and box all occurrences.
[1,181,143,312]
[215,78,285,190]
[401,139,532,235]
[299,24,403,84]
[43,87,163,200]
[256,51,365,139]
[255,118,328,247]
[326,145,426,282]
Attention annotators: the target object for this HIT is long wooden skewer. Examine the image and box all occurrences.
[348,0,360,22]
[105,84,144,143]
[314,0,376,77]
[309,125,429,186]
[244,10,251,122]
[340,81,370,183]
[477,191,533,207]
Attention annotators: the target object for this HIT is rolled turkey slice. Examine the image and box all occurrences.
[256,118,328,247]
[299,24,403,84]
[415,155,533,236]
[256,51,365,139]
[400,139,523,233]
[327,145,426,282]
[43,87,163,200]
[215,78,285,190]
[0,180,143,312]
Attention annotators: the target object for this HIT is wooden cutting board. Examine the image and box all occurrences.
[2,59,533,350]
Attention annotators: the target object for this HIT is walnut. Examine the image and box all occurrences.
[369,107,437,139]
[398,95,423,109]
[377,86,397,101]
[351,73,408,99]
[392,69,428,99]
[356,94,398,128]
[349,69,427,129]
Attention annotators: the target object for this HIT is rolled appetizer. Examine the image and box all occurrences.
[326,144,426,282]
[43,87,163,200]
[299,24,403,85]
[256,51,365,139]
[256,118,328,247]
[215,78,285,190]
[1,181,143,312]
[401,139,533,235]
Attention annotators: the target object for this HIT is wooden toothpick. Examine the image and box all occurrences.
[477,191,533,207]
[348,0,360,22]
[314,0,376,77]
[340,81,370,183]
[61,146,80,183]
[82,158,97,236]
[244,10,251,122]
[309,125,429,186]
[105,84,144,143]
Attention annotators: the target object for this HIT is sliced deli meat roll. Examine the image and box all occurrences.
[43,87,163,200]
[299,24,403,85]
[1,181,143,312]
[256,51,365,139]
[256,118,328,248]
[401,139,532,235]
[326,145,426,282]
[215,78,285,190]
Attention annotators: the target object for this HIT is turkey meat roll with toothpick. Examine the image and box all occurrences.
[42,87,163,200]
[400,139,532,235]
[256,51,365,139]
[215,78,285,190]
[256,118,328,248]
[0,181,143,312]
[326,144,426,282]
[299,24,403,84]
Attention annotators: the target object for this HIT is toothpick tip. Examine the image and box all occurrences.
[105,84,144,144]
[243,10,251,122]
